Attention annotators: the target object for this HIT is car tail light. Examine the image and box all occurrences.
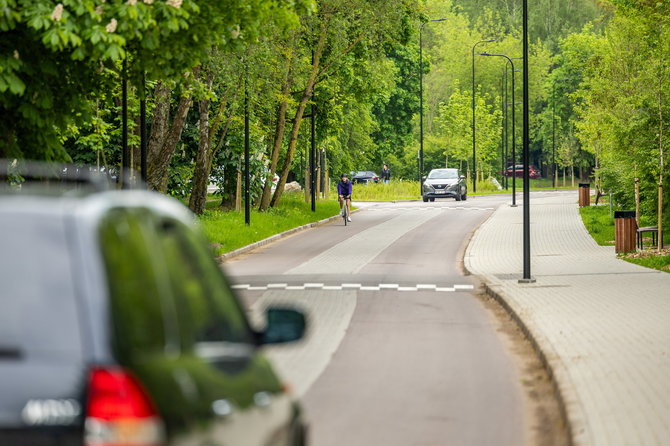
[85,367,165,446]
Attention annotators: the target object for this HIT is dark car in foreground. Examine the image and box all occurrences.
[351,171,380,184]
[422,168,467,202]
[0,162,308,446]
[504,164,541,179]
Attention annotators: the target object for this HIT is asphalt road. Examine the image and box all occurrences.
[225,194,528,446]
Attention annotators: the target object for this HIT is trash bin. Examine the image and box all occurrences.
[578,183,590,207]
[614,210,636,253]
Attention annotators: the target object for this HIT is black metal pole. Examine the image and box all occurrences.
[122,58,128,189]
[244,73,250,226]
[480,53,516,206]
[140,71,147,184]
[504,65,509,190]
[510,59,523,200]
[500,71,505,187]
[471,43,475,193]
[419,24,424,197]
[520,0,534,283]
[310,102,316,212]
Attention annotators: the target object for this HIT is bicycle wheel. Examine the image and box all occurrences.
[343,207,348,226]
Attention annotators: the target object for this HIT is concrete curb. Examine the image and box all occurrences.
[476,281,574,446]
[461,205,573,445]
[217,208,363,262]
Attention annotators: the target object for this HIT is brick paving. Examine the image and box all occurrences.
[464,192,670,446]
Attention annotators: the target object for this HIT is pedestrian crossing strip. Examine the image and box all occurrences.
[232,283,475,292]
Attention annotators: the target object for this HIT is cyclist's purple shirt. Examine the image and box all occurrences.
[337,180,352,196]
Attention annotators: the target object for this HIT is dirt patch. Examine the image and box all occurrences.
[477,291,571,446]
[622,247,670,259]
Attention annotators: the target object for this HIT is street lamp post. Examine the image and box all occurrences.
[520,0,534,283]
[481,52,518,206]
[419,18,447,196]
[500,70,505,189]
[503,65,508,190]
[471,38,496,193]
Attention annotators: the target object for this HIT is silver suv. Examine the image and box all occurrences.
[422,168,467,202]
[0,162,308,446]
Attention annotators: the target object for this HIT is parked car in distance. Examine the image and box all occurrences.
[0,161,308,446]
[504,164,541,179]
[352,171,380,184]
[422,168,467,202]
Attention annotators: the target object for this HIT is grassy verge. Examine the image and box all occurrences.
[199,191,342,255]
[348,177,577,201]
[579,204,670,273]
[579,206,616,246]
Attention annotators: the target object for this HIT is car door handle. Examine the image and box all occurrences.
[212,399,234,417]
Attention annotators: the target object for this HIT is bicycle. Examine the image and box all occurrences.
[341,202,349,226]
[340,195,351,226]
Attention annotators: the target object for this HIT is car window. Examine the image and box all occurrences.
[99,209,180,360]
[155,219,254,349]
[428,170,458,179]
[0,212,83,361]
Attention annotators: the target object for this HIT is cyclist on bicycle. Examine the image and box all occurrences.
[337,173,352,222]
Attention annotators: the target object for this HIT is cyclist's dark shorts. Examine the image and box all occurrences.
[340,194,352,200]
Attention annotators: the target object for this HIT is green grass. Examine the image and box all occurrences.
[579,205,616,246]
[199,191,342,255]
[624,252,670,272]
[579,204,670,273]
[346,180,421,201]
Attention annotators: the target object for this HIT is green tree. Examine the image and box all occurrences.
[0,0,313,160]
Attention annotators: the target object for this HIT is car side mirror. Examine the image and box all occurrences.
[459,175,465,180]
[258,307,306,345]
[422,176,427,181]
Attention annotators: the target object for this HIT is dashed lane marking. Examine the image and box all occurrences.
[232,283,475,293]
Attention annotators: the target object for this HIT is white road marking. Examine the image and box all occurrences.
[342,283,362,288]
[234,283,473,293]
[267,283,288,288]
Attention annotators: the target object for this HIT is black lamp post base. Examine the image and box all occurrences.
[518,277,536,284]
[510,204,518,208]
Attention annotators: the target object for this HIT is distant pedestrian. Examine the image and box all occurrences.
[381,164,391,184]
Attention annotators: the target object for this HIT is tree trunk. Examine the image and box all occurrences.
[146,82,170,190]
[235,167,242,212]
[190,74,242,214]
[146,81,193,193]
[188,72,214,215]
[259,40,296,211]
[635,173,641,228]
[270,18,330,208]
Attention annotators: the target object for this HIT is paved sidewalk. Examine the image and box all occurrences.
[464,192,670,446]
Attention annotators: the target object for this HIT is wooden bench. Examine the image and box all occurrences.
[637,226,661,250]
